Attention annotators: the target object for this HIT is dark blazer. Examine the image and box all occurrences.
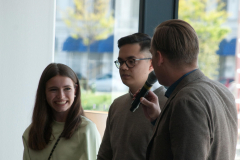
[146,69,238,160]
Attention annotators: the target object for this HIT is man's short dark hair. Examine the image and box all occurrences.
[152,19,199,66]
[118,33,151,51]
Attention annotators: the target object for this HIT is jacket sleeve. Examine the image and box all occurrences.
[169,97,211,160]
[97,107,113,160]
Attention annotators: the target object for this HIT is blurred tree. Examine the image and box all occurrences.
[179,0,230,79]
[63,0,114,45]
[61,0,114,90]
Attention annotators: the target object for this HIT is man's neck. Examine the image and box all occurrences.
[129,84,144,95]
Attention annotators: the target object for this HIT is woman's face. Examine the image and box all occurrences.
[45,75,76,122]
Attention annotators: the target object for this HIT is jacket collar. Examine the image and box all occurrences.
[165,69,198,98]
[152,69,205,133]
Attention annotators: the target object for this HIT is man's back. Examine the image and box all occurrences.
[147,70,238,160]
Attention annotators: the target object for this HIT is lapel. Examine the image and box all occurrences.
[151,69,205,140]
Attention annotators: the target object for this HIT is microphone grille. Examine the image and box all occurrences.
[147,71,158,85]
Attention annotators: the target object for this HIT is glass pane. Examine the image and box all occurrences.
[54,0,139,111]
[178,0,239,159]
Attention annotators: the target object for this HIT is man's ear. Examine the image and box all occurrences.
[149,59,154,71]
[156,51,164,66]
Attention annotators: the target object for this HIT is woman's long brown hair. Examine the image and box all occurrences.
[28,63,85,150]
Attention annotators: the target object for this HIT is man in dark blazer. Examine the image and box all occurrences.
[139,19,238,160]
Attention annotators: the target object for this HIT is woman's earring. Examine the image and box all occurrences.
[74,95,76,98]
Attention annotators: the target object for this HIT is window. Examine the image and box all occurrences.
[54,0,140,111]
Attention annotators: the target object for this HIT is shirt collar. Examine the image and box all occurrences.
[165,69,197,98]
[129,90,134,97]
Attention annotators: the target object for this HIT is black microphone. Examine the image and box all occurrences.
[130,71,158,112]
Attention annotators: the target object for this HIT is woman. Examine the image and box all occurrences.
[22,63,101,160]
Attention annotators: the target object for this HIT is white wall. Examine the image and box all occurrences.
[0,0,55,159]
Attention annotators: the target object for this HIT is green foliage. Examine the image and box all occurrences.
[62,0,114,45]
[81,90,112,111]
[179,0,230,79]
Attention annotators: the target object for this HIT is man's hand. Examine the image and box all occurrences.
[133,90,161,122]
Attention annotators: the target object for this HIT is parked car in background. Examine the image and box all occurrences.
[89,73,127,92]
